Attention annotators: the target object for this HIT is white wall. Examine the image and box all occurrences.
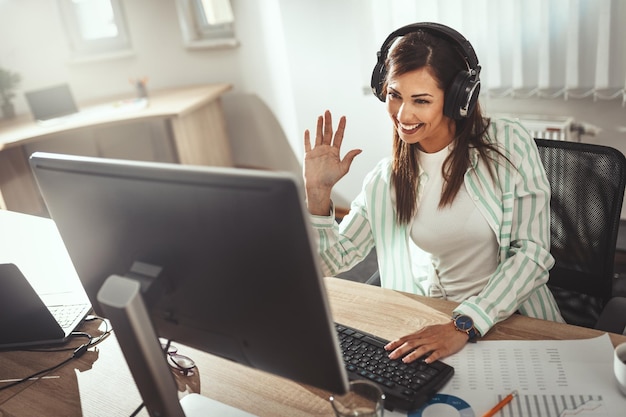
[1,0,626,210]
[0,0,246,103]
[277,0,392,204]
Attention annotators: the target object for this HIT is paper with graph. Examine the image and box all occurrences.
[387,333,625,417]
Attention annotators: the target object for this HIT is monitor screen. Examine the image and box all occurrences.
[29,152,348,402]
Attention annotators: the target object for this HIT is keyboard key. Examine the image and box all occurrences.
[49,304,88,328]
[335,322,454,412]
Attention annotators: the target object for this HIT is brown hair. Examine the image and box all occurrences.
[385,30,505,224]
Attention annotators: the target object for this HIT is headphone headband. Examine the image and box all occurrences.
[371,22,482,119]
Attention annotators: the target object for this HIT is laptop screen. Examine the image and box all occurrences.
[24,84,79,121]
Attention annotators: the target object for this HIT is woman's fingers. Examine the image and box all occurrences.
[304,129,311,152]
[333,115,347,148]
[323,110,333,144]
[312,110,345,148]
[314,115,324,147]
[341,148,362,171]
[383,323,468,364]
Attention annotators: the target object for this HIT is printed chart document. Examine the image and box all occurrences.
[387,333,626,417]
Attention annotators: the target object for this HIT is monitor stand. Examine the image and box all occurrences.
[180,393,255,416]
[97,274,256,417]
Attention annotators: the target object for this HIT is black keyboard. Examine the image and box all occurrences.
[335,322,454,412]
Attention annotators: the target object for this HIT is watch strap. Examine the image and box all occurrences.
[466,325,479,343]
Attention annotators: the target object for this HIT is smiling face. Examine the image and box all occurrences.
[385,67,456,153]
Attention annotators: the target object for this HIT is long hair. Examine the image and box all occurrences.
[384,30,504,224]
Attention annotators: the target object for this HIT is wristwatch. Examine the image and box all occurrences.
[452,314,479,343]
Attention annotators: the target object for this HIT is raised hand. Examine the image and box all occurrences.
[303,110,361,215]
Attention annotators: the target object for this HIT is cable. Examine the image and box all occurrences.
[0,344,88,392]
[129,402,145,417]
[0,316,112,391]
[22,316,111,353]
[24,332,93,353]
[88,317,112,347]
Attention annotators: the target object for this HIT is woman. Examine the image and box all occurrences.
[303,23,564,364]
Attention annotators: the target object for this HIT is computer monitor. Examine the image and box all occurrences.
[29,152,349,416]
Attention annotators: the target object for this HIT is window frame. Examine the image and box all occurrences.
[58,0,133,62]
[175,0,238,50]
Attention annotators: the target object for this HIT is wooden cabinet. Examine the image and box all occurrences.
[0,84,232,216]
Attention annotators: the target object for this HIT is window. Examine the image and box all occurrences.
[175,0,238,49]
[58,0,132,61]
[361,0,626,105]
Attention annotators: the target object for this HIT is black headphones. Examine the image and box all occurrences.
[370,22,481,120]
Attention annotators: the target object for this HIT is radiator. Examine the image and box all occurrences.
[494,114,577,141]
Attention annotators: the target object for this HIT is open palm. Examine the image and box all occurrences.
[303,110,361,194]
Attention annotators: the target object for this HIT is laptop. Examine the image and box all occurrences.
[0,263,91,349]
[24,84,79,123]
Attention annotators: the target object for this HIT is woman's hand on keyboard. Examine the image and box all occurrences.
[384,322,468,364]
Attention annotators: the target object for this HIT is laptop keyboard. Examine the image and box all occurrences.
[49,304,88,329]
[335,322,454,412]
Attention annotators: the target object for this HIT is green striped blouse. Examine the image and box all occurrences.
[310,118,565,337]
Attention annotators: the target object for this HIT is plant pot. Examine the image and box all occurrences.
[1,101,15,120]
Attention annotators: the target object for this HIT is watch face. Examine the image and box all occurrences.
[455,315,474,331]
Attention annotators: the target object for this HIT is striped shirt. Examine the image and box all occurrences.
[310,118,565,336]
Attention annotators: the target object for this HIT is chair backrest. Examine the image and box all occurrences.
[221,92,303,182]
[535,138,626,328]
[220,92,351,211]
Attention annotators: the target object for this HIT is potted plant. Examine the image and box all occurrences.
[0,67,21,120]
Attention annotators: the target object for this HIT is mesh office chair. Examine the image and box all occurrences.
[535,138,626,329]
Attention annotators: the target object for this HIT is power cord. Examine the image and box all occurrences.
[0,343,88,391]
[0,315,111,391]
[23,316,111,353]
[129,402,145,417]
[1,315,143,416]
[23,332,92,353]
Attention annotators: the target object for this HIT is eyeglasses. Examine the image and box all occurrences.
[160,338,196,376]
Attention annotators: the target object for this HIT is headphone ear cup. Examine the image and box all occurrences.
[371,23,482,109]
[444,71,480,120]
[370,59,386,102]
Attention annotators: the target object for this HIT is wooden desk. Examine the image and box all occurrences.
[1,277,625,417]
[0,84,233,217]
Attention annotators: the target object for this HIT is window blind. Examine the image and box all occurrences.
[363,0,626,105]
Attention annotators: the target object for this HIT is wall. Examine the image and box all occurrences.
[1,0,625,214]
[0,0,246,103]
